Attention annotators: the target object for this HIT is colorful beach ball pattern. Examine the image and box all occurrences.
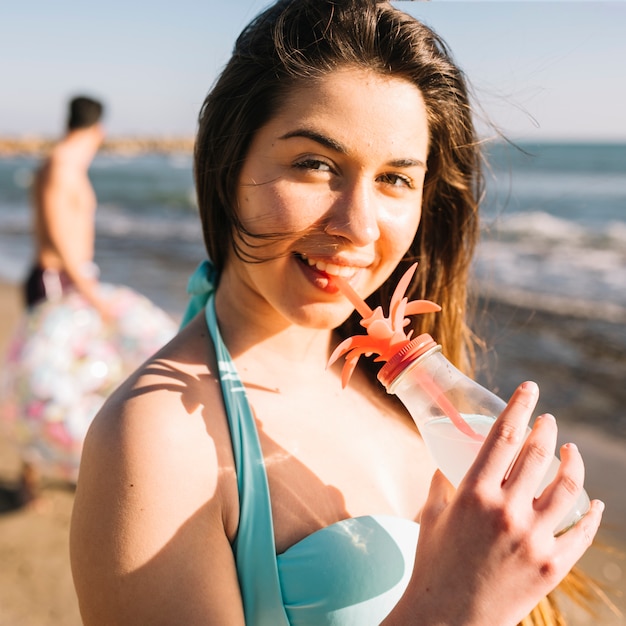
[0,284,177,483]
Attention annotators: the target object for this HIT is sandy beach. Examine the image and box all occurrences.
[1,279,624,625]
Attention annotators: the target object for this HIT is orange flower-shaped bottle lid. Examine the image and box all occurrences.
[327,263,440,387]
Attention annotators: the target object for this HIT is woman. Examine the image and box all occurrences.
[70,1,603,624]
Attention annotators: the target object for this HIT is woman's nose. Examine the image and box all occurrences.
[324,179,380,246]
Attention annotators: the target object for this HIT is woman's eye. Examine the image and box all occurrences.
[378,172,413,188]
[293,159,333,173]
[378,173,414,189]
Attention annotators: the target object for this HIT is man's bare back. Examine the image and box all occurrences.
[33,144,97,274]
[24,95,108,314]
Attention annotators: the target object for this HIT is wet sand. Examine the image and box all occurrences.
[0,280,624,625]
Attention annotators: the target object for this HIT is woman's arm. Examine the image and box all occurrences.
[383,381,604,626]
[70,363,245,626]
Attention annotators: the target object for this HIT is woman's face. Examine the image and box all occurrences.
[226,67,430,329]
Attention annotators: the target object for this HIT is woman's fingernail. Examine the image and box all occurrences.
[521,381,538,394]
[536,413,556,423]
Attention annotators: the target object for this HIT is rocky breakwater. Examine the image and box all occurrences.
[0,136,195,157]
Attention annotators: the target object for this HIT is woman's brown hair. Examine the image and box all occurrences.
[195,0,479,372]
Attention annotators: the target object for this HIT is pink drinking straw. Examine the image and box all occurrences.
[332,275,374,320]
[329,266,484,442]
[409,367,485,442]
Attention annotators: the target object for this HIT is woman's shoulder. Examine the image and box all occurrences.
[70,316,243,622]
[77,313,239,535]
[94,315,225,448]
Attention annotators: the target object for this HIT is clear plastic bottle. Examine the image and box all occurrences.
[377,333,591,536]
[329,264,591,536]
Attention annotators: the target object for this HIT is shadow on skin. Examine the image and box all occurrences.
[115,355,353,550]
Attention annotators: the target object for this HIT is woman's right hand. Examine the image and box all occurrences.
[385,381,604,626]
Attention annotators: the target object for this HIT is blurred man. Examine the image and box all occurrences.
[24,95,111,317]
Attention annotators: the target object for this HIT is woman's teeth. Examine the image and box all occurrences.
[303,256,358,278]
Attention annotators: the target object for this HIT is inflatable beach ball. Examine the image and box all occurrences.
[0,284,177,484]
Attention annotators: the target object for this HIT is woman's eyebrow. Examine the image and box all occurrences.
[279,128,426,169]
[280,128,347,154]
[387,158,426,169]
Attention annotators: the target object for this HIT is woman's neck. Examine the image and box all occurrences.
[214,279,336,368]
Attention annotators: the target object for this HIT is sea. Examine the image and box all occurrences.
[476,142,626,324]
[0,142,624,322]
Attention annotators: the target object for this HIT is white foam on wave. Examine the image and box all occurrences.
[475,210,626,320]
[486,210,587,241]
[482,211,609,248]
[473,280,626,324]
[606,221,626,245]
[95,205,202,241]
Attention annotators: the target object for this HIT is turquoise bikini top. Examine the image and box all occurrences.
[182,261,420,625]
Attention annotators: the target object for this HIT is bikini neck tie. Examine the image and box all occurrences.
[179,259,218,328]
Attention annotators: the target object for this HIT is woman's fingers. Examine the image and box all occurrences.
[534,442,587,529]
[553,498,605,563]
[465,381,539,487]
[503,412,558,495]
[460,379,594,540]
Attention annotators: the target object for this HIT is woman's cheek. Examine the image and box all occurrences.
[381,204,422,245]
[240,184,329,234]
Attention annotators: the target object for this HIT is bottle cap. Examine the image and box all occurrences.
[377,333,439,390]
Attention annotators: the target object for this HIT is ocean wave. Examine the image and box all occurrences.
[481,210,626,249]
[473,281,626,324]
[474,240,626,319]
[95,208,202,241]
[482,211,587,241]
[487,169,626,198]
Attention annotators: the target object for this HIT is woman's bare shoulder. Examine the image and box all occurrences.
[86,314,236,493]
[70,315,244,625]
[90,315,227,457]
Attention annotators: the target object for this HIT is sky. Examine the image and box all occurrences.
[2,1,625,142]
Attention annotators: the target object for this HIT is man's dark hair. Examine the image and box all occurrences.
[67,96,104,131]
